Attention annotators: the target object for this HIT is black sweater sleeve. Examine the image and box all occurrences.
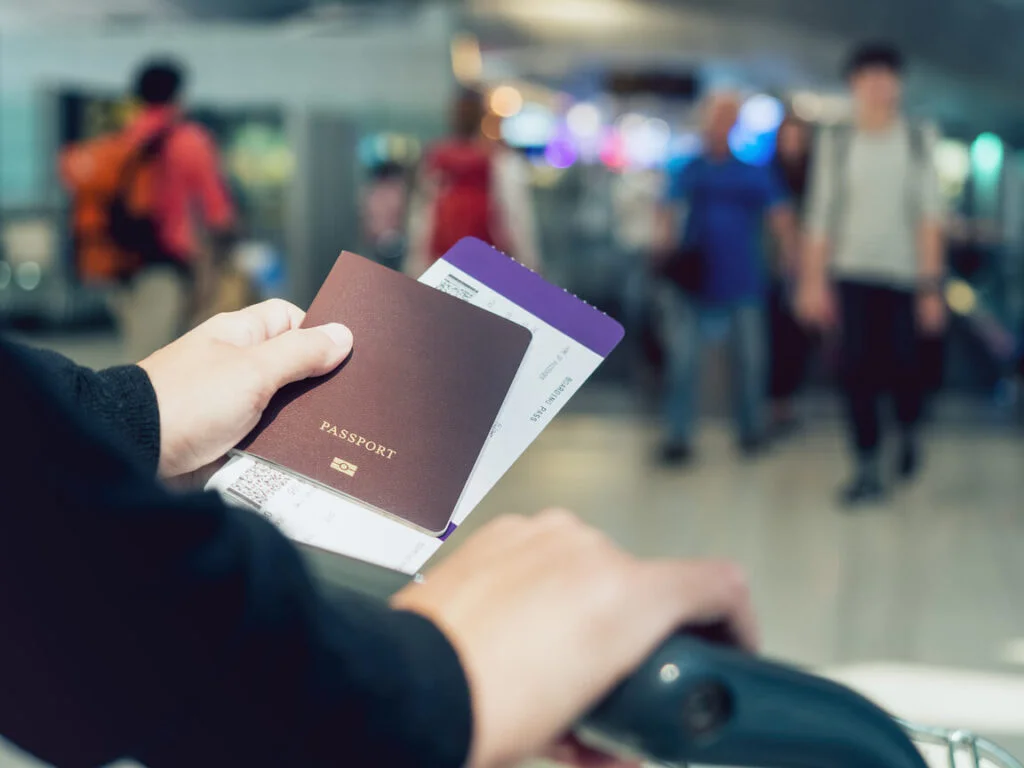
[0,339,472,768]
[4,341,162,473]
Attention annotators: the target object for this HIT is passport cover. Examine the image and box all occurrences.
[238,251,532,534]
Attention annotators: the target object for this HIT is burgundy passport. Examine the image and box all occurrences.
[238,252,532,534]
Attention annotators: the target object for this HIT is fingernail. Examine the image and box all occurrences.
[318,323,353,349]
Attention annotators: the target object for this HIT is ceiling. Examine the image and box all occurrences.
[685,0,1024,142]
[2,0,1022,141]
[668,0,1024,88]
[0,0,420,23]
[469,0,1024,143]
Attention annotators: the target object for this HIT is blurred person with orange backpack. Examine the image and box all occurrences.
[60,58,236,362]
[406,89,541,277]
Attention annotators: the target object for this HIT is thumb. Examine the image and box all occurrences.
[252,323,353,393]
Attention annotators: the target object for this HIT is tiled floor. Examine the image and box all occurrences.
[4,333,1024,766]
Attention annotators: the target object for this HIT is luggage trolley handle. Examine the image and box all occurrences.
[578,634,929,768]
[318,556,1020,768]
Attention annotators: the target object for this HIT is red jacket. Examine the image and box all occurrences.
[425,139,509,260]
[124,106,236,261]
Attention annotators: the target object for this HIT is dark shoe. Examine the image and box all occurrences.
[897,439,921,481]
[768,400,801,442]
[768,415,801,442]
[839,474,885,508]
[738,436,766,459]
[658,442,694,466]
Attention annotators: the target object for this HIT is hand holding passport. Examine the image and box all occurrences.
[212,237,624,570]
[137,299,355,479]
[209,239,622,573]
[238,248,532,535]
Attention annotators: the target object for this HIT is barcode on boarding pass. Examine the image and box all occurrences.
[227,462,291,511]
[436,274,479,302]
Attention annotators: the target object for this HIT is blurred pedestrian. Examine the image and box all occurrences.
[799,43,946,507]
[654,92,800,464]
[612,166,662,368]
[406,89,541,276]
[767,114,814,437]
[61,57,236,362]
[361,161,409,271]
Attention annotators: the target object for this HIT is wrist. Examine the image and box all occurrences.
[917,275,945,296]
[385,605,479,768]
[95,364,163,474]
[804,271,829,290]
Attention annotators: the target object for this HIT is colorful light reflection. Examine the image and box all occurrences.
[567,102,602,138]
[729,125,777,166]
[545,139,578,169]
[728,94,784,167]
[599,130,628,170]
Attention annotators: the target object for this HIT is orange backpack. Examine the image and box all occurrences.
[59,125,174,283]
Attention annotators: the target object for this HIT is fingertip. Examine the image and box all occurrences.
[316,323,354,357]
[536,507,580,526]
[715,562,759,652]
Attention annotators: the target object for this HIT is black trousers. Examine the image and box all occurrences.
[768,281,810,402]
[838,281,926,458]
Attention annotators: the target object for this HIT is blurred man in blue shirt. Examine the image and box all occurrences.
[655,92,798,464]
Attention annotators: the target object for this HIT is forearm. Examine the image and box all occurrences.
[129,511,473,768]
[0,339,472,768]
[802,235,832,285]
[917,219,945,282]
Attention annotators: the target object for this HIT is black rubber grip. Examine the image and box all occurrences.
[579,634,928,768]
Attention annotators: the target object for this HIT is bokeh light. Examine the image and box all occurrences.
[624,117,672,168]
[972,132,1004,177]
[599,129,627,170]
[739,94,784,134]
[228,123,295,187]
[501,103,556,147]
[481,113,503,141]
[490,86,524,119]
[14,261,42,291]
[946,278,977,316]
[728,94,784,166]
[544,138,578,169]
[729,125,776,166]
[616,112,647,136]
[567,102,602,138]
[450,34,482,85]
[356,133,419,168]
[935,139,971,201]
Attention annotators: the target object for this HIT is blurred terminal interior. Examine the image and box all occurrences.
[1,0,1023,391]
[3,2,1024,767]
